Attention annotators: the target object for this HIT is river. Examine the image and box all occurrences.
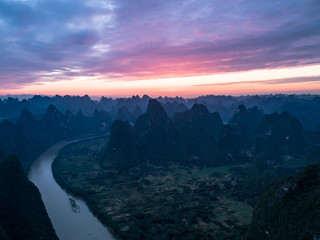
[28,141,116,240]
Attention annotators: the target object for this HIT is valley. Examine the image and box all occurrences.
[53,137,253,240]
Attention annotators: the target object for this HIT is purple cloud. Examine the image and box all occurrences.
[0,0,319,88]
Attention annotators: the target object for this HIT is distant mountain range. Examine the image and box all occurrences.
[1,94,320,129]
[1,94,319,172]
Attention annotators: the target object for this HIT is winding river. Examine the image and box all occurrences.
[28,141,116,240]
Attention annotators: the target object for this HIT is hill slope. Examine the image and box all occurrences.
[0,156,59,240]
[247,164,320,240]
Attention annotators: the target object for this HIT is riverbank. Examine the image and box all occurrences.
[28,140,116,240]
[52,137,253,240]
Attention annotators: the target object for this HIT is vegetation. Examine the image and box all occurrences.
[53,137,253,240]
[247,164,320,240]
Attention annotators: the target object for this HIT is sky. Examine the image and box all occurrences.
[0,0,320,97]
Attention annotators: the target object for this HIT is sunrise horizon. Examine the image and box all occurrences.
[1,63,320,98]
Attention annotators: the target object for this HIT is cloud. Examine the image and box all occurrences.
[0,0,320,89]
[194,76,320,87]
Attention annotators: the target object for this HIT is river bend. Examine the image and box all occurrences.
[28,141,116,240]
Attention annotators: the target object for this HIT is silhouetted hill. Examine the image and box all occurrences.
[134,99,170,137]
[116,106,139,123]
[0,156,58,240]
[174,104,223,137]
[17,109,49,150]
[40,104,71,140]
[17,109,37,127]
[136,99,169,128]
[69,110,94,135]
[0,97,33,120]
[132,105,142,119]
[134,99,177,162]
[218,105,264,162]
[103,120,138,169]
[101,99,310,169]
[218,125,242,162]
[92,109,112,132]
[228,105,264,146]
[0,120,36,170]
[229,105,264,132]
[103,100,228,166]
[254,111,306,164]
[247,164,320,240]
[173,104,225,165]
[163,101,188,118]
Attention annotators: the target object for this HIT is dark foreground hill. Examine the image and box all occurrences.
[0,156,58,240]
[247,164,320,240]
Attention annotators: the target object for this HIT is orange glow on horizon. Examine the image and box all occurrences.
[1,64,320,98]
